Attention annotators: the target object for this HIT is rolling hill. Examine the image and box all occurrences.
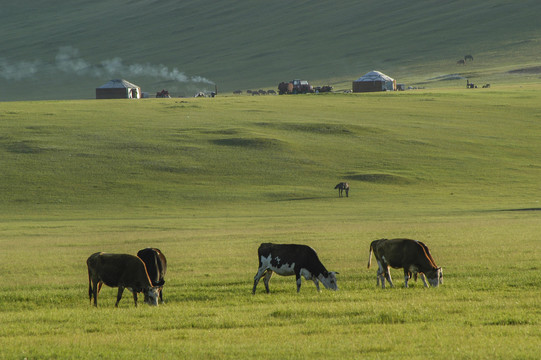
[1,0,541,100]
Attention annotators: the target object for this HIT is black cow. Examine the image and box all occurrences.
[87,252,164,307]
[334,182,349,197]
[367,238,443,288]
[252,243,338,294]
[137,248,167,303]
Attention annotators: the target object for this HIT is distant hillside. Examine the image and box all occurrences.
[1,0,540,100]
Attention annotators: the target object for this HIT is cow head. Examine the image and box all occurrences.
[143,286,161,306]
[319,271,339,291]
[426,267,443,287]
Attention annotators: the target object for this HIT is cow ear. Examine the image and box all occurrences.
[332,271,339,275]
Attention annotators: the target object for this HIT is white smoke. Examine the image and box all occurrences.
[0,59,41,80]
[1,46,214,84]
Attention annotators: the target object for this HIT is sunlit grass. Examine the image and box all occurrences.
[0,89,540,358]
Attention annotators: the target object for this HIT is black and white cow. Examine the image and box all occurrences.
[137,248,167,303]
[252,243,338,294]
[367,238,443,288]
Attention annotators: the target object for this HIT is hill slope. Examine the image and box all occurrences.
[1,0,541,100]
[1,87,540,218]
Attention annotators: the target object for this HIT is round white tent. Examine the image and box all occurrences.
[96,79,141,99]
[352,71,396,92]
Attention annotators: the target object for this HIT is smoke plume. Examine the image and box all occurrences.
[1,46,214,84]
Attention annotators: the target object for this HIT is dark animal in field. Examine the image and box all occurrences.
[252,243,338,294]
[465,54,474,61]
[137,248,167,304]
[156,89,170,98]
[482,84,491,88]
[367,238,442,288]
[457,59,466,65]
[278,82,290,95]
[334,182,349,197]
[233,90,242,95]
[267,89,277,95]
[87,252,163,307]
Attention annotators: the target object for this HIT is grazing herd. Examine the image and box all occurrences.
[87,239,442,307]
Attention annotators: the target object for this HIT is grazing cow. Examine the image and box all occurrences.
[252,243,338,294]
[137,248,167,304]
[465,54,474,61]
[334,182,349,197]
[457,59,466,65]
[367,238,442,288]
[87,252,163,307]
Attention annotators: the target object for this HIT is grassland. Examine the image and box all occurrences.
[0,87,540,359]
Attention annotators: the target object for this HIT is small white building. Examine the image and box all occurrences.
[352,71,396,92]
[96,79,141,99]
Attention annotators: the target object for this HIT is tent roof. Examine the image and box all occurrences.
[97,79,140,89]
[354,71,394,82]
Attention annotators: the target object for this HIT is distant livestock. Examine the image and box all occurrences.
[137,248,167,304]
[334,182,349,197]
[252,243,338,294]
[465,54,474,61]
[457,59,466,65]
[367,238,442,288]
[87,252,163,307]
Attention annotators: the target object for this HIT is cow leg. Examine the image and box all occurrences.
[132,290,138,307]
[115,286,125,307]
[419,273,429,287]
[263,270,273,294]
[384,268,394,288]
[159,288,164,304]
[252,267,268,294]
[88,278,93,305]
[313,278,321,292]
[403,269,410,288]
[91,281,99,307]
[296,273,302,293]
[376,261,387,288]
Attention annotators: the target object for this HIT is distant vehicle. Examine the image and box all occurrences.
[278,79,314,94]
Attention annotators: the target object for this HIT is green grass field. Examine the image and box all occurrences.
[1,87,540,359]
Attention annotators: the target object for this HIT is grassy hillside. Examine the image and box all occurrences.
[1,0,541,100]
[2,87,540,218]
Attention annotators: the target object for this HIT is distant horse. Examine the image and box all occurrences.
[465,55,474,61]
[457,59,466,65]
[334,182,349,197]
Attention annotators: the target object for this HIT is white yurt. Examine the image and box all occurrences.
[352,71,396,92]
[96,79,141,99]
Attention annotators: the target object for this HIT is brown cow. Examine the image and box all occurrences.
[367,238,442,288]
[87,252,163,307]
